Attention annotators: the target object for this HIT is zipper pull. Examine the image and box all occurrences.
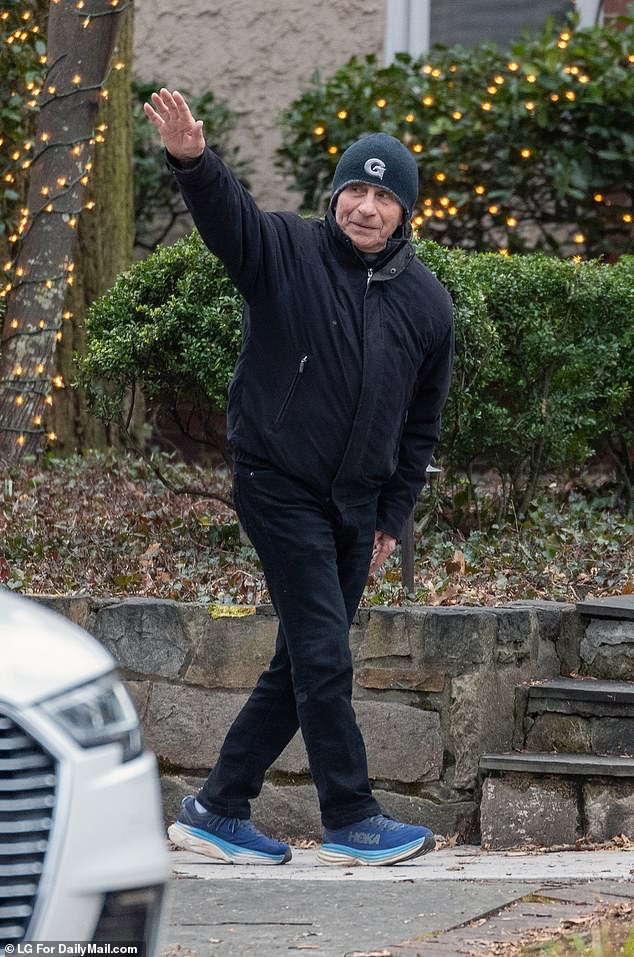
[367,268,373,288]
[299,354,308,373]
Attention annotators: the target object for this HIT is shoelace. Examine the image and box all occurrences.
[192,804,262,837]
[366,815,404,831]
[226,817,260,835]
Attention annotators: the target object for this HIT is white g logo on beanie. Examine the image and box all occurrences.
[364,158,386,180]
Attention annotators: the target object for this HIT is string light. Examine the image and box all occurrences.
[0,0,132,455]
[573,232,585,244]
[375,98,387,108]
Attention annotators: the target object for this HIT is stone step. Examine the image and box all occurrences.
[527,677,634,716]
[480,751,634,776]
[514,678,634,756]
[479,751,634,848]
[577,595,634,621]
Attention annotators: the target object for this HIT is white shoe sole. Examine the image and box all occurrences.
[317,835,435,867]
[168,821,291,865]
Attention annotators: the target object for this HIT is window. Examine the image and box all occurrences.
[385,0,603,61]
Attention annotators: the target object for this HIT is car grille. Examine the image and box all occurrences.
[0,712,57,947]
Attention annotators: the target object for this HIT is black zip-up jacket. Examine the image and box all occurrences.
[169,147,454,539]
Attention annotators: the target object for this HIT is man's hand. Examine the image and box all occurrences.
[143,88,205,163]
[369,530,397,574]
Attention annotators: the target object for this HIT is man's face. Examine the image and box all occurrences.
[334,183,405,253]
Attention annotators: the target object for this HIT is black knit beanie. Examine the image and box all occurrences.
[330,133,419,218]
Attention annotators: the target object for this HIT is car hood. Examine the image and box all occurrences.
[0,592,114,707]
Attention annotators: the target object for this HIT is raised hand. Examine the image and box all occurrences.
[143,88,205,163]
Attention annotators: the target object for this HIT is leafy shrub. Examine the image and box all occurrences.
[277,15,634,258]
[80,232,633,511]
[78,230,243,461]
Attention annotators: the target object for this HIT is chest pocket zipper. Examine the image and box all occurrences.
[273,354,309,430]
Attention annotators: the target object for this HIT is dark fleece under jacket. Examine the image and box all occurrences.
[169,146,454,539]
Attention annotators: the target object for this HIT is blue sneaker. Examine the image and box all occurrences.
[318,814,435,866]
[168,796,292,865]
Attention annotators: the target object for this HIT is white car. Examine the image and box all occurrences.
[0,591,169,951]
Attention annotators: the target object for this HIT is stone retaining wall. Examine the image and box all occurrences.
[40,596,587,841]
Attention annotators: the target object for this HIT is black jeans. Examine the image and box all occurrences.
[199,463,382,830]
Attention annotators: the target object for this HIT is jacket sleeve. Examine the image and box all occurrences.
[376,318,454,540]
[167,146,284,304]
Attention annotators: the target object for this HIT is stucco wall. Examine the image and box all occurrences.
[133,0,385,212]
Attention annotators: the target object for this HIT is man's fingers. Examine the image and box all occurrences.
[143,101,163,128]
[150,90,172,119]
[166,89,196,126]
[369,544,390,572]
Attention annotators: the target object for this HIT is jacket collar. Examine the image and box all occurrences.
[324,208,415,280]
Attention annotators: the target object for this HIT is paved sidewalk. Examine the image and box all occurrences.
[162,846,634,957]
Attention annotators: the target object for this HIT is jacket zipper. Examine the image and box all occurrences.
[274,354,308,429]
[367,268,373,289]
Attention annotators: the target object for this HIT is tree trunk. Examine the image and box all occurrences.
[0,0,127,464]
[53,3,135,453]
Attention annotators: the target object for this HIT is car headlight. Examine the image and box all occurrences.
[42,671,143,762]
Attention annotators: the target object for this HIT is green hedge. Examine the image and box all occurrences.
[79,231,634,511]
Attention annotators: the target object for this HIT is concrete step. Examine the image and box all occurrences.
[479,750,634,849]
